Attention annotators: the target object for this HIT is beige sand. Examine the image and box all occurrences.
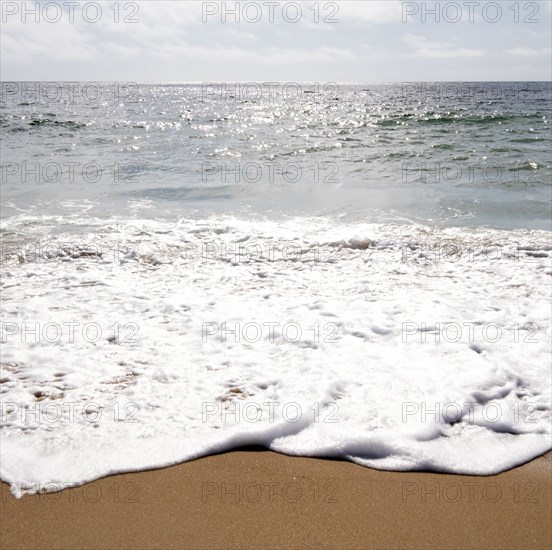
[1,449,551,549]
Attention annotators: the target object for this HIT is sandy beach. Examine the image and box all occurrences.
[1,448,550,549]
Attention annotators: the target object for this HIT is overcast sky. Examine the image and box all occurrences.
[1,0,551,81]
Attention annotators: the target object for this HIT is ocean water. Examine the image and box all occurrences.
[2,82,551,228]
[1,82,551,496]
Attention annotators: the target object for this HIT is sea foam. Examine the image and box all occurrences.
[1,215,550,497]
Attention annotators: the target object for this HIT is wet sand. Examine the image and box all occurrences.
[1,449,551,549]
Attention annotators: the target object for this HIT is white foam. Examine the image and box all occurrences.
[1,215,550,497]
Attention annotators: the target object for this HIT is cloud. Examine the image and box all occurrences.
[542,0,552,14]
[142,42,358,65]
[412,48,485,59]
[338,1,403,23]
[506,47,552,57]
[1,18,97,64]
[1,0,549,81]
[217,28,260,42]
[403,34,485,58]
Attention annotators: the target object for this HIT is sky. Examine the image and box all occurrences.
[1,0,551,81]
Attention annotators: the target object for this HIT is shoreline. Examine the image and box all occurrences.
[2,449,551,549]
